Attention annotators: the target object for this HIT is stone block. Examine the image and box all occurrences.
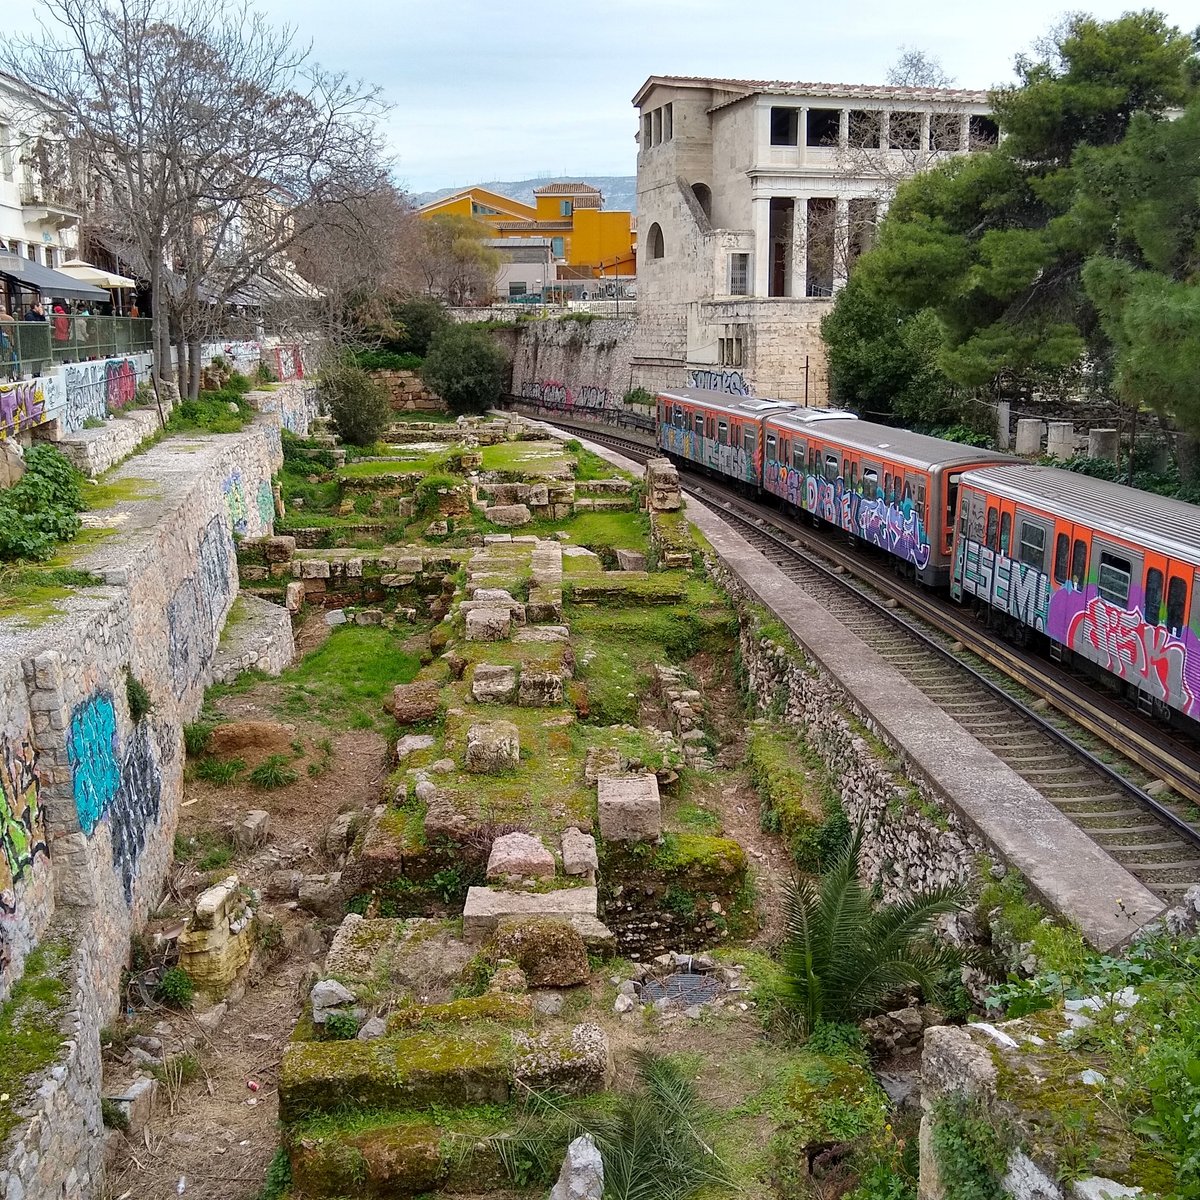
[487,832,556,880]
[615,548,647,571]
[1015,418,1045,456]
[550,1135,604,1200]
[462,885,603,945]
[472,663,517,704]
[396,733,436,761]
[298,872,345,917]
[526,586,563,623]
[394,555,422,575]
[490,917,588,986]
[1088,428,1119,461]
[485,503,532,527]
[391,680,442,725]
[354,608,384,626]
[528,483,549,506]
[519,670,564,707]
[466,722,520,773]
[512,1023,611,1097]
[262,535,296,562]
[105,1074,157,1137]
[381,573,416,587]
[466,606,511,642]
[483,534,512,544]
[597,774,661,842]
[284,581,306,613]
[300,558,331,579]
[514,625,569,643]
[561,828,598,881]
[235,809,270,852]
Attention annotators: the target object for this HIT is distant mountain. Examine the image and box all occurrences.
[413,175,638,214]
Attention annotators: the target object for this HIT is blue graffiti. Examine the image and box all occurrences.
[67,692,120,835]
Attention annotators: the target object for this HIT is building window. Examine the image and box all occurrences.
[0,125,12,182]
[848,109,881,149]
[653,108,662,145]
[472,201,499,216]
[550,236,564,258]
[719,335,744,367]
[930,112,962,151]
[647,223,664,259]
[692,182,712,220]
[663,103,673,140]
[806,108,840,147]
[560,200,573,217]
[643,112,653,147]
[969,115,1000,150]
[888,111,922,150]
[508,282,527,298]
[770,107,799,147]
[729,252,749,296]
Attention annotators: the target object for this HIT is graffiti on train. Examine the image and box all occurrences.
[957,539,1052,630]
[663,425,755,483]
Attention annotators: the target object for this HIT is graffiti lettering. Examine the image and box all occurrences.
[661,424,755,483]
[105,359,137,412]
[223,469,249,535]
[686,369,751,396]
[67,691,120,836]
[1067,596,1197,710]
[62,357,139,429]
[110,723,162,904]
[1,735,48,917]
[0,379,46,439]
[167,516,234,695]
[958,539,1051,629]
[256,480,274,529]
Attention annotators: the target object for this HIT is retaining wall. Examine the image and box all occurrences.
[0,417,283,1199]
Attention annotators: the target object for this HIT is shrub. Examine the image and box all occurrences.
[421,324,508,415]
[261,1147,292,1200]
[777,825,965,1031]
[319,361,391,446]
[125,673,152,722]
[155,967,195,1008]
[101,1097,129,1131]
[349,348,424,372]
[324,1011,360,1040]
[0,444,85,561]
[388,296,450,356]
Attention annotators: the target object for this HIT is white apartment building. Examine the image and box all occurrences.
[0,73,80,275]
[631,76,993,404]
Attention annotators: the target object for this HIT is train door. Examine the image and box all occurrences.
[820,447,841,524]
[742,422,758,483]
[790,438,807,511]
[692,410,705,460]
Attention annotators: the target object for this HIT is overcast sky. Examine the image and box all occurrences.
[11,1,1200,192]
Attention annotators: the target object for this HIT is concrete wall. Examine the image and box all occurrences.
[0,418,283,1199]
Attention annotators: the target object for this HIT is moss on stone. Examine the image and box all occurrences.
[487,918,590,988]
[387,990,533,1032]
[0,938,72,1144]
[650,833,747,885]
[279,1030,511,1122]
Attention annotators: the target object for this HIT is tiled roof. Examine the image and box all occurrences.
[633,74,988,110]
[532,182,601,195]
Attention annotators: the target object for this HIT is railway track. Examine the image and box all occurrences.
[533,411,1200,906]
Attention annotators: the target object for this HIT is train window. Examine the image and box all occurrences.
[985,507,998,551]
[1018,522,1045,569]
[1071,539,1087,588]
[945,474,961,532]
[1097,552,1132,607]
[792,442,805,470]
[999,512,1012,555]
[694,414,704,438]
[744,427,755,455]
[848,461,859,495]
[863,467,879,497]
[1167,576,1187,634]
[824,453,839,482]
[717,420,728,445]
[1144,568,1164,624]
[915,479,926,523]
[673,406,684,429]
[1054,534,1069,584]
[808,447,817,474]
[766,434,776,459]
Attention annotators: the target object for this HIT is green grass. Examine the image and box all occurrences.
[480,440,572,475]
[337,457,445,478]
[572,446,636,483]
[80,475,163,510]
[273,625,423,729]
[0,939,70,1144]
[0,565,105,624]
[249,754,299,789]
[195,756,244,785]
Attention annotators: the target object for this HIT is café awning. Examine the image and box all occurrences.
[0,252,109,301]
[58,259,138,289]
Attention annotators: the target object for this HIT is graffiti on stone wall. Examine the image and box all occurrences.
[519,379,617,413]
[223,469,249,535]
[958,539,1051,630]
[62,357,139,430]
[686,369,751,396]
[67,691,121,836]
[256,480,274,529]
[167,516,233,695]
[1,735,48,918]
[274,343,302,381]
[0,379,46,439]
[110,723,162,903]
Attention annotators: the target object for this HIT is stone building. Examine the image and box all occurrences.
[630,75,994,404]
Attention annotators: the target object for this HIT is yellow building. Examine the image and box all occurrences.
[417,182,635,280]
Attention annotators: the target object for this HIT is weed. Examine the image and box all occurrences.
[260,1147,292,1200]
[183,721,213,757]
[125,673,153,722]
[101,1097,129,1131]
[324,1011,360,1040]
[249,755,298,789]
[155,967,195,1008]
[196,756,244,785]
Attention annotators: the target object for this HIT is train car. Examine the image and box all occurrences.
[656,389,798,486]
[762,414,1017,587]
[951,463,1200,723]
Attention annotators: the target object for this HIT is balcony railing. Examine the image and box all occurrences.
[0,316,154,379]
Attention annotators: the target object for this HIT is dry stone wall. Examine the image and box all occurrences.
[0,418,283,1200]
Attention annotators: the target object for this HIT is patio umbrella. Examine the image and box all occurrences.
[58,259,138,288]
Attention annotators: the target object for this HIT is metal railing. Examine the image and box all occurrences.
[0,316,154,379]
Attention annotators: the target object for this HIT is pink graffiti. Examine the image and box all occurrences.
[105,359,137,412]
[1067,595,1196,709]
[0,380,46,439]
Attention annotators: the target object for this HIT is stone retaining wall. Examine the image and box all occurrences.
[369,369,446,414]
[0,419,282,1200]
[250,378,321,437]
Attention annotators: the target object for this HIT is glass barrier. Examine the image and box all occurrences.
[0,317,154,379]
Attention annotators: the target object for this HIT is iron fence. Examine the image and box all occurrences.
[0,316,154,379]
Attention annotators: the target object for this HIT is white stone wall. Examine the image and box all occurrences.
[509,317,637,416]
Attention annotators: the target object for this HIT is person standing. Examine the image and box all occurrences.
[52,301,70,342]
[24,301,46,321]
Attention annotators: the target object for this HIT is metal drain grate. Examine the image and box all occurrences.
[638,971,723,1007]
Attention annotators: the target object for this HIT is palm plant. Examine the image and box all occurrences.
[778,824,966,1032]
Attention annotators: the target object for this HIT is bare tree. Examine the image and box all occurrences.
[3,0,387,397]
[408,214,501,305]
[886,46,955,88]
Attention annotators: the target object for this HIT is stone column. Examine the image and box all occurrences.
[1015,418,1045,457]
[995,400,1011,450]
[792,197,808,298]
[920,111,931,151]
[1088,428,1119,462]
[1046,421,1075,460]
[752,197,771,297]
[833,197,851,293]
